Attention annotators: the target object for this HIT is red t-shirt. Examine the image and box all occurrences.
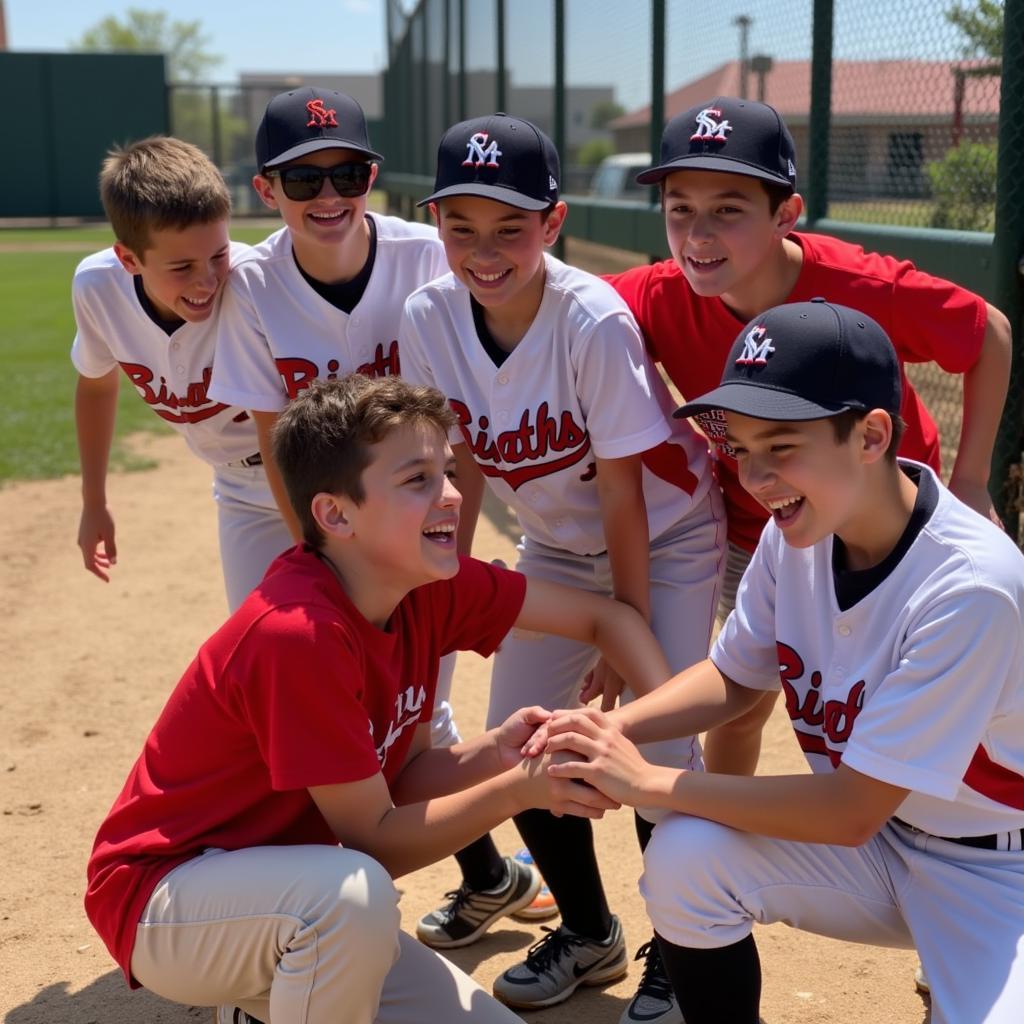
[607,232,987,551]
[85,546,526,985]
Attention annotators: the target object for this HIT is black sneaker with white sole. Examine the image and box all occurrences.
[492,915,628,1009]
[415,855,541,949]
[619,939,684,1024]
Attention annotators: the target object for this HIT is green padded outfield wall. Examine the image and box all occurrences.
[0,52,168,218]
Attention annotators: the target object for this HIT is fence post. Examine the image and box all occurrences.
[805,0,833,225]
[649,0,665,217]
[210,86,223,167]
[458,0,467,120]
[497,0,507,111]
[991,0,1024,535]
[553,0,566,258]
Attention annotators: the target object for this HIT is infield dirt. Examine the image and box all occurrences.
[0,433,929,1023]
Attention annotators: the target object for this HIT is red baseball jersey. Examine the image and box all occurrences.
[84,549,525,984]
[607,232,987,551]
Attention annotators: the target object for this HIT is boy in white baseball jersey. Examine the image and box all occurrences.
[537,299,1024,1024]
[207,88,526,944]
[72,136,291,611]
[86,373,677,1024]
[399,113,724,1019]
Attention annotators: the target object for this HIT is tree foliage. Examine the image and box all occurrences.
[927,141,997,232]
[70,8,222,82]
[946,0,1004,60]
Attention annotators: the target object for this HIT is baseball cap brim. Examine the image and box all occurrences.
[674,382,850,421]
[417,183,551,211]
[636,155,792,187]
[262,138,383,171]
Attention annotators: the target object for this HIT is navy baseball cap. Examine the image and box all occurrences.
[637,97,797,189]
[418,113,560,211]
[256,87,383,172]
[674,299,902,422]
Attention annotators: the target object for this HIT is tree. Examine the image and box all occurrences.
[70,8,222,82]
[589,100,625,132]
[927,141,997,231]
[946,0,1003,60]
[576,139,615,168]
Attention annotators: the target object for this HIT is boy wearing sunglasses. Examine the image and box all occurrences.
[209,87,536,948]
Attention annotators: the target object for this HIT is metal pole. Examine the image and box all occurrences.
[805,0,833,225]
[496,0,507,112]
[649,0,665,212]
[458,0,466,120]
[419,8,429,177]
[210,85,223,167]
[733,15,751,99]
[991,0,1024,533]
[553,0,565,257]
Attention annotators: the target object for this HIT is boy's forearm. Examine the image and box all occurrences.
[640,764,905,847]
[950,304,1011,494]
[389,729,504,805]
[612,662,765,744]
[362,768,528,878]
[602,471,651,622]
[253,410,303,541]
[75,372,119,504]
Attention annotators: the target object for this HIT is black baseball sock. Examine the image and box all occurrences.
[655,931,761,1024]
[453,832,507,891]
[513,807,612,940]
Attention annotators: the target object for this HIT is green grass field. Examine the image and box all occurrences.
[0,223,275,484]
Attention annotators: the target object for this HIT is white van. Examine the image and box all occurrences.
[589,152,652,200]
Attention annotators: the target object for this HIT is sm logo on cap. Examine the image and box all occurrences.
[690,107,733,143]
[736,325,775,365]
[306,99,339,128]
[463,132,502,168]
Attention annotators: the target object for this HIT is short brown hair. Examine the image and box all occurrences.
[830,409,906,460]
[272,375,458,549]
[99,136,230,255]
[760,180,795,214]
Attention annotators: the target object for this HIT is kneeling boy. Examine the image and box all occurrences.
[85,374,672,1024]
[539,300,1024,1024]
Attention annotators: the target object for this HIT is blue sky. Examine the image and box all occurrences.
[6,0,974,112]
[6,0,388,77]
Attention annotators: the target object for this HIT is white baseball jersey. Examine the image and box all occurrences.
[208,214,448,411]
[714,462,1024,838]
[71,244,260,467]
[399,255,712,556]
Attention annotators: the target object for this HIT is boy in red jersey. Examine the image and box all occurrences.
[84,374,672,1024]
[607,97,1011,777]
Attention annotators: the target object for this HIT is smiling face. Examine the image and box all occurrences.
[253,147,378,256]
[337,420,463,595]
[724,412,872,549]
[662,169,801,314]
[435,195,566,325]
[114,219,231,323]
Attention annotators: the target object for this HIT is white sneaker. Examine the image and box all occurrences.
[492,915,628,1009]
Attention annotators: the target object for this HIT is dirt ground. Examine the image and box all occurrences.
[0,433,930,1024]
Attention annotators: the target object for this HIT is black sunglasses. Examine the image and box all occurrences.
[266,161,373,201]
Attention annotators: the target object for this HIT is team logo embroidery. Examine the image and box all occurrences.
[735,324,775,365]
[548,174,558,191]
[306,99,338,128]
[787,159,797,178]
[462,131,502,168]
[690,107,733,143]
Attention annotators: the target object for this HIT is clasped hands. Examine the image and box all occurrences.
[495,702,651,820]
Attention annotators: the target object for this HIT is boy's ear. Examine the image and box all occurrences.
[859,409,893,464]
[311,492,355,540]
[252,173,279,211]
[112,241,144,274]
[542,201,569,246]
[774,191,803,237]
[428,201,439,224]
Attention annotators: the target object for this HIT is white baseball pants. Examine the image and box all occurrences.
[131,844,523,1024]
[641,815,1024,1024]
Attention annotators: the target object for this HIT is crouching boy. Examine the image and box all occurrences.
[536,300,1024,1024]
[85,374,673,1024]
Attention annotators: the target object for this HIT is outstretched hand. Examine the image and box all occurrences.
[542,707,657,810]
[495,705,552,770]
[580,655,627,711]
[77,504,118,582]
[516,747,622,819]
